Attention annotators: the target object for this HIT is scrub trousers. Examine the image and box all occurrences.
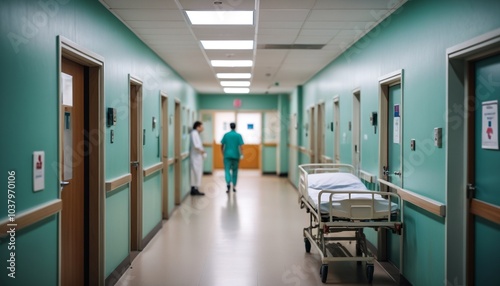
[223,158,240,186]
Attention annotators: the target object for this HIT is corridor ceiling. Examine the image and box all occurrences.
[99,0,406,94]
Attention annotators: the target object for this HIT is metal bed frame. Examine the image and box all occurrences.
[298,164,403,283]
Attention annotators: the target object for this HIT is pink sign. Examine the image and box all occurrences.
[233,99,242,108]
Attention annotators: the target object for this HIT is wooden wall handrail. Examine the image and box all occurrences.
[167,158,175,165]
[202,143,212,147]
[378,178,446,217]
[106,173,132,192]
[0,199,62,238]
[143,162,163,177]
[263,142,278,147]
[181,152,189,160]
[471,199,500,225]
[298,146,312,156]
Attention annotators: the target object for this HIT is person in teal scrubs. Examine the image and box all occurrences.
[221,122,244,193]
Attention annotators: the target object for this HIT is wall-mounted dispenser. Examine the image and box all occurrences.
[107,107,116,127]
[370,112,378,134]
[434,127,442,148]
[370,112,377,126]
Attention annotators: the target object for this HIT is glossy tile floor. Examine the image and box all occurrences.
[116,170,398,286]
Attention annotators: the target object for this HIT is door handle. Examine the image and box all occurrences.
[382,166,390,176]
[467,183,476,199]
[131,161,140,169]
[393,171,402,176]
[60,181,70,190]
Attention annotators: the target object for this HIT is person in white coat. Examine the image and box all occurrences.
[190,121,206,195]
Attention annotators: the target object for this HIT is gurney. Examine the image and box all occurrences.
[298,164,403,283]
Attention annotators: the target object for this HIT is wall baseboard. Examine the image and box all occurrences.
[366,240,412,285]
[105,254,130,286]
[141,220,162,250]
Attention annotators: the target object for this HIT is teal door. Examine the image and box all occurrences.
[387,83,402,269]
[387,84,402,187]
[201,113,214,173]
[471,54,500,285]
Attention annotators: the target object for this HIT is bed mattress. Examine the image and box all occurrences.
[304,172,398,219]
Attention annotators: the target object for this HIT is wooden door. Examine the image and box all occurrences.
[129,81,143,252]
[61,58,86,286]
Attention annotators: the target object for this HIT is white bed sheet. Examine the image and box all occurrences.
[307,188,398,218]
[304,172,398,219]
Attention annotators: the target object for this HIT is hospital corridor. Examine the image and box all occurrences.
[2,0,500,286]
[114,170,399,286]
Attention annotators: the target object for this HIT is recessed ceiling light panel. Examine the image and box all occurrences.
[211,60,253,67]
[220,81,251,87]
[186,11,253,25]
[216,73,252,79]
[201,40,253,50]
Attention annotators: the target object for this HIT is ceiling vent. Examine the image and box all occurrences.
[257,44,325,50]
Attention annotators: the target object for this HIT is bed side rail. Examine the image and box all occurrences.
[317,190,403,223]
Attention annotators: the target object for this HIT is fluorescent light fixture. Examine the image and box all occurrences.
[211,60,253,67]
[216,73,252,79]
[186,11,253,25]
[220,81,251,87]
[201,40,253,50]
[224,88,250,94]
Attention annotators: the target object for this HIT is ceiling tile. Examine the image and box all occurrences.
[99,0,407,94]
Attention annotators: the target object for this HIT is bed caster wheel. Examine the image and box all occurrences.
[366,264,374,283]
[304,238,311,253]
[320,264,328,283]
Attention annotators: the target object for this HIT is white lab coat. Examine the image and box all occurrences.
[189,129,204,187]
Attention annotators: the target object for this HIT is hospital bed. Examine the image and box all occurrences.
[298,164,403,283]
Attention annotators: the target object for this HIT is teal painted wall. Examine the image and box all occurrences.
[261,147,277,173]
[0,0,197,284]
[105,186,129,277]
[286,0,500,284]
[142,173,162,238]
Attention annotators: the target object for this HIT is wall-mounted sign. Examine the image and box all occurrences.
[233,99,242,108]
[393,104,400,144]
[482,100,498,149]
[33,151,45,192]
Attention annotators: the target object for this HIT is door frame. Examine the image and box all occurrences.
[160,92,169,219]
[174,99,182,205]
[333,96,340,163]
[378,69,404,185]
[446,28,500,285]
[58,36,105,286]
[352,88,361,174]
[316,102,325,163]
[309,106,316,163]
[377,69,404,271]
